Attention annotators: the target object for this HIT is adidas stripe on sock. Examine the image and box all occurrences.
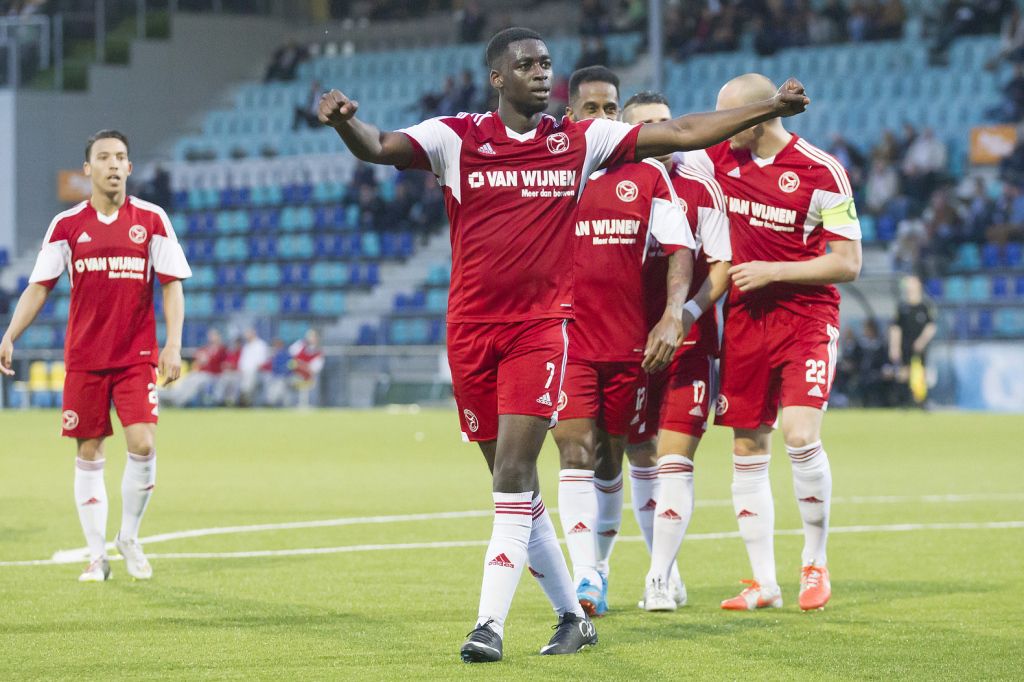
[594,473,623,576]
[476,491,533,638]
[732,454,777,589]
[787,441,832,566]
[528,496,586,619]
[647,455,694,584]
[558,469,601,587]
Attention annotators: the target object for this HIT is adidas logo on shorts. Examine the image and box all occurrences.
[536,392,553,407]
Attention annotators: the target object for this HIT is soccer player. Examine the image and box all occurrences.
[0,129,191,582]
[684,73,862,612]
[318,28,809,661]
[619,92,733,612]
[552,69,694,618]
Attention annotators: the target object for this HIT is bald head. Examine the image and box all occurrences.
[716,73,777,110]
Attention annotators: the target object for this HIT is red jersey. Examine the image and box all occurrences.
[571,159,692,362]
[193,343,227,374]
[685,134,861,321]
[289,340,324,380]
[399,112,640,323]
[642,163,731,357]
[28,196,191,371]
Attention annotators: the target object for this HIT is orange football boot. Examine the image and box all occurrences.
[720,579,783,610]
[799,565,831,611]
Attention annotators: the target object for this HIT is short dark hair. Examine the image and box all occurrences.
[623,90,670,110]
[569,65,620,101]
[485,27,543,69]
[85,129,130,161]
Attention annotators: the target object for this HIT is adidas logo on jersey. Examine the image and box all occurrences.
[727,167,741,178]
[568,521,591,534]
[807,384,824,398]
[77,232,92,244]
[477,142,496,155]
[536,392,553,407]
[488,553,515,568]
[689,405,705,418]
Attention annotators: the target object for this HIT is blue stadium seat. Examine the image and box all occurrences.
[1006,242,1023,267]
[982,243,1001,269]
[951,244,981,272]
[944,276,967,302]
[966,275,990,301]
[924,277,943,299]
[992,275,1011,299]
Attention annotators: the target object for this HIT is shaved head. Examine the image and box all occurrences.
[716,73,777,110]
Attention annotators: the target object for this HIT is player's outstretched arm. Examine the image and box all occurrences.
[729,239,862,292]
[319,88,415,167]
[642,248,694,373]
[634,79,810,158]
[0,283,51,376]
[159,280,184,384]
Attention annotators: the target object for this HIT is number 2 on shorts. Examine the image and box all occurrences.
[805,359,827,385]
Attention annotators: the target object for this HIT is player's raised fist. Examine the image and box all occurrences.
[772,78,810,117]
[318,89,359,128]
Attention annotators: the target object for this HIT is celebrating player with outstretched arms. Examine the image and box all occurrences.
[0,130,191,583]
[684,73,861,612]
[320,28,809,663]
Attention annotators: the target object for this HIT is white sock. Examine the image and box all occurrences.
[120,451,156,542]
[527,496,586,619]
[476,491,533,638]
[557,469,601,587]
[74,458,108,561]
[732,454,777,589]
[594,473,623,576]
[787,441,832,567]
[629,465,659,552]
[647,455,694,584]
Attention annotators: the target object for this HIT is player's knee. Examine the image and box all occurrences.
[783,428,820,450]
[555,433,595,469]
[76,440,103,461]
[126,436,155,459]
[626,442,657,468]
[733,439,769,457]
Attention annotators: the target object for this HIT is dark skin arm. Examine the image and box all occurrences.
[634,78,810,158]
[319,90,415,166]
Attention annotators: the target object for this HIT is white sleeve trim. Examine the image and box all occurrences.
[810,188,862,241]
[681,149,716,177]
[582,118,637,178]
[28,241,69,284]
[398,118,464,202]
[150,234,193,280]
[643,158,694,250]
[697,205,732,262]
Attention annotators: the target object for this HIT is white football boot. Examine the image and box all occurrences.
[642,577,677,612]
[115,535,153,580]
[79,557,111,582]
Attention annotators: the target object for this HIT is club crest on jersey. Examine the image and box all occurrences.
[616,180,639,203]
[715,394,729,416]
[62,410,79,430]
[128,224,148,244]
[778,171,800,193]
[557,391,568,412]
[676,197,688,214]
[463,409,479,433]
[546,132,570,154]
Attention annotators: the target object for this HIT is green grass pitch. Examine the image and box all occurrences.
[0,408,1022,680]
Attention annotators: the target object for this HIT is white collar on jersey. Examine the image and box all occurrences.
[94,209,119,224]
[751,153,776,168]
[504,126,539,142]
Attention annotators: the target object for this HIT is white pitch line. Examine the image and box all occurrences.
[45,491,1024,564]
[4,521,1022,568]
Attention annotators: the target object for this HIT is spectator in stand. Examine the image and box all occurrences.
[238,328,269,407]
[218,335,243,405]
[355,183,386,231]
[986,7,1024,69]
[987,63,1024,122]
[456,0,486,43]
[264,41,310,82]
[437,75,460,115]
[290,329,325,408]
[872,129,902,164]
[901,128,948,199]
[580,0,610,36]
[857,318,899,406]
[162,329,226,407]
[821,0,850,40]
[897,122,918,159]
[261,339,294,407]
[961,175,996,242]
[987,180,1024,243]
[454,69,478,112]
[866,158,902,213]
[889,275,937,407]
[575,36,610,69]
[999,137,1024,185]
[915,189,962,276]
[293,80,324,130]
[612,0,647,33]
[847,1,872,42]
[876,0,906,40]
[828,133,867,185]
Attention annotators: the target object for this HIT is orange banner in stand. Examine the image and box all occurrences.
[57,170,92,203]
[969,125,1018,165]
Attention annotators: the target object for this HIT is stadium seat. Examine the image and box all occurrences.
[943,276,967,302]
[966,275,990,302]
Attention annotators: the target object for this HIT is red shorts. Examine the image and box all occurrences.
[715,306,840,430]
[62,363,159,439]
[447,319,569,442]
[557,360,642,436]
[628,350,715,443]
